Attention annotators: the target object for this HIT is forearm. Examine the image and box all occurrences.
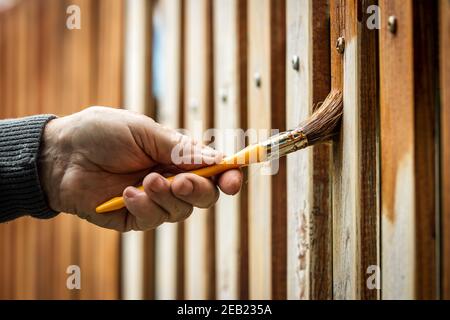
[0,115,59,222]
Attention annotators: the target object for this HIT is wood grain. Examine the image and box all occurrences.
[331,0,379,300]
[441,0,450,300]
[330,0,352,299]
[286,0,332,300]
[379,0,437,299]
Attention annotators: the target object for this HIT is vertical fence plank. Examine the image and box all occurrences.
[358,0,379,300]
[184,0,215,300]
[237,0,249,300]
[141,0,156,300]
[332,0,359,299]
[380,0,437,299]
[331,0,379,299]
[286,0,332,300]
[247,0,272,299]
[153,0,182,300]
[334,0,360,300]
[213,0,248,300]
[441,0,450,300]
[122,0,153,300]
[247,0,286,300]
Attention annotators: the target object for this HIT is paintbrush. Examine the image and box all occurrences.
[96,90,343,213]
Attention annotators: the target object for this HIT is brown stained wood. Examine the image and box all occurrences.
[441,0,450,300]
[380,0,437,299]
[96,0,124,106]
[247,0,286,300]
[310,0,332,296]
[62,0,95,300]
[286,0,331,300]
[412,0,438,300]
[13,0,28,299]
[38,0,64,299]
[237,0,249,300]
[270,0,287,300]
[0,0,123,299]
[330,0,344,91]
[184,0,215,300]
[94,0,123,299]
[22,1,40,299]
[177,0,187,301]
[143,230,156,300]
[206,2,216,300]
[358,0,379,300]
[331,0,379,300]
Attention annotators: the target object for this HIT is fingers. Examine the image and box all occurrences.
[123,169,242,231]
[123,187,169,231]
[142,173,193,223]
[217,169,243,195]
[171,173,220,209]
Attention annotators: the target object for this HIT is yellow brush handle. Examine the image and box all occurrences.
[95,144,263,213]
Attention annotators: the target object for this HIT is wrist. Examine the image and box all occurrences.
[39,117,66,213]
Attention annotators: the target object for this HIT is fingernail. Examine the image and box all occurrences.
[178,179,193,196]
[150,175,165,192]
[124,187,141,199]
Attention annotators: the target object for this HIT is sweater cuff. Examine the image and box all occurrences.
[0,115,59,223]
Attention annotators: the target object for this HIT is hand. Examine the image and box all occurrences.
[39,107,243,232]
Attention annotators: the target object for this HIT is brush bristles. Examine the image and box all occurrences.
[299,90,343,146]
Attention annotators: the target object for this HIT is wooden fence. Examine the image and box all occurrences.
[0,0,123,299]
[0,0,448,300]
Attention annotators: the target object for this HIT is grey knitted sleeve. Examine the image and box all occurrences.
[0,115,59,223]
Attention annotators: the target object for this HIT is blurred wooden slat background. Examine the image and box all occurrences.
[0,0,123,299]
[0,0,447,300]
[183,0,215,300]
[153,0,183,300]
[247,0,287,300]
[213,0,248,300]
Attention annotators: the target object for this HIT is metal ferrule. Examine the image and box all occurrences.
[260,128,309,161]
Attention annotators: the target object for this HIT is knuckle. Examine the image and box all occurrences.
[181,206,194,221]
[202,189,220,209]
